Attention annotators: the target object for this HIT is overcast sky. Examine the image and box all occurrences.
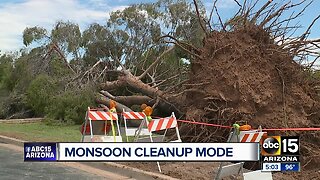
[0,0,319,53]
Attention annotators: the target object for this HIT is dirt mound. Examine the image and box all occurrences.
[178,25,320,170]
[183,26,319,131]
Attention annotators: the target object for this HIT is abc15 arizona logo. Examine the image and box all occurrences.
[261,136,300,156]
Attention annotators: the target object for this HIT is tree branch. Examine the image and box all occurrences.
[251,0,273,23]
[165,40,202,60]
[213,0,226,31]
[100,90,154,106]
[52,43,76,74]
[100,78,127,90]
[300,14,320,41]
[193,0,208,36]
[138,46,174,80]
[96,93,133,112]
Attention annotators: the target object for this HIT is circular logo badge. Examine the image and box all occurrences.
[262,137,280,154]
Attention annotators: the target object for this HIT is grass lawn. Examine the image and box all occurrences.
[0,122,81,142]
[0,121,152,142]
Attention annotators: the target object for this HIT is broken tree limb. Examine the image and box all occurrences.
[98,104,109,110]
[100,78,127,91]
[96,94,142,127]
[52,43,76,74]
[99,90,116,99]
[123,73,165,98]
[100,90,154,106]
[98,91,183,118]
[96,93,133,112]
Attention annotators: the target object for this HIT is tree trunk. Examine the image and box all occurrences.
[100,90,154,106]
[95,94,141,127]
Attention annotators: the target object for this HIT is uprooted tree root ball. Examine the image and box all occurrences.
[182,25,320,138]
[178,24,320,170]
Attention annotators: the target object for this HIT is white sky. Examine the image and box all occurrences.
[0,0,126,52]
[0,0,318,62]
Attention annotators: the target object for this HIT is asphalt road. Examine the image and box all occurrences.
[0,144,107,180]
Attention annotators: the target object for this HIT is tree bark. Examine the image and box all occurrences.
[100,79,127,91]
[124,73,165,98]
[96,94,142,127]
[100,90,154,106]
[96,94,132,112]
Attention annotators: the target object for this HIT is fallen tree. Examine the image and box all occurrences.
[96,46,187,115]
[88,0,320,172]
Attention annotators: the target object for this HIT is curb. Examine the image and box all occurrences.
[104,162,180,180]
[0,135,26,146]
[0,118,44,124]
[0,134,179,180]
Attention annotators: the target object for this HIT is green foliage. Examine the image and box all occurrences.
[82,23,112,65]
[46,88,95,125]
[9,56,34,92]
[0,54,14,90]
[105,0,204,71]
[0,0,202,125]
[0,54,31,118]
[0,92,29,119]
[48,56,74,78]
[26,75,57,116]
[0,92,10,118]
[313,70,320,79]
[23,27,47,46]
[26,74,95,124]
[23,21,83,65]
[51,21,82,54]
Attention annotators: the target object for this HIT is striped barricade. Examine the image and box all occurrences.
[146,113,181,143]
[229,130,267,143]
[240,131,267,143]
[123,111,145,119]
[122,111,150,142]
[81,107,122,143]
[147,116,177,132]
[88,110,118,121]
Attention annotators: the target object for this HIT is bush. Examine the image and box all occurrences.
[0,92,31,119]
[26,75,57,116]
[0,54,15,91]
[45,88,95,125]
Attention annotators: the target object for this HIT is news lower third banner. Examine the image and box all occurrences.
[24,143,259,162]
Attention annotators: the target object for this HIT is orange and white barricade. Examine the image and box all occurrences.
[135,112,182,143]
[81,107,122,142]
[122,110,150,142]
[215,125,272,180]
[229,130,267,143]
[146,112,181,143]
[135,112,181,172]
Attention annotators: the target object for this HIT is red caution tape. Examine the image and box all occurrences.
[261,127,320,131]
[177,120,320,131]
[176,119,232,128]
[112,112,320,131]
[149,115,232,128]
